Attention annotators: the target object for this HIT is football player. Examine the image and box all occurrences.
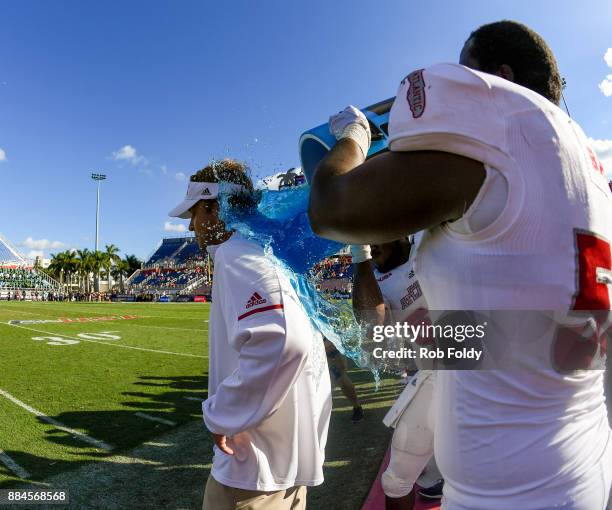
[352,237,442,509]
[309,20,612,510]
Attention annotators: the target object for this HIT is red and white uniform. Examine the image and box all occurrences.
[374,233,434,375]
[374,236,427,327]
[389,63,612,509]
[203,233,332,491]
[373,243,441,497]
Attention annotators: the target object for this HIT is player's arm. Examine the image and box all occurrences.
[309,142,485,244]
[351,256,385,329]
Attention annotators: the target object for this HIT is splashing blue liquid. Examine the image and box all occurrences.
[222,185,341,274]
[218,185,382,379]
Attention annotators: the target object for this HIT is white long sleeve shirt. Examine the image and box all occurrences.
[202,233,332,491]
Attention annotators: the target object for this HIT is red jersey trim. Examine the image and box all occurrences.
[238,304,284,321]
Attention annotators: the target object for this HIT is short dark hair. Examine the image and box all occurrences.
[191,158,253,189]
[191,158,257,210]
[466,20,562,105]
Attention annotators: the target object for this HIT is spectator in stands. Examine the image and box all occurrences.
[168,159,332,510]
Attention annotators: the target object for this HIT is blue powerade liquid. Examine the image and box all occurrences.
[219,185,382,377]
[226,185,340,274]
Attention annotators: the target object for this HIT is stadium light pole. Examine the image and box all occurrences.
[91,173,107,292]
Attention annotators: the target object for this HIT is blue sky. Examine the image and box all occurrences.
[1,0,611,261]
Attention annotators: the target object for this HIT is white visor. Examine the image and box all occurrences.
[168,181,247,219]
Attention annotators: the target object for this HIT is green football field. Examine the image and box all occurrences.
[0,302,210,487]
[0,301,398,509]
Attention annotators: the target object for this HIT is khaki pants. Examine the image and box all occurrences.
[203,475,307,510]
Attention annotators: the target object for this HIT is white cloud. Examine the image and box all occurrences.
[605,48,612,68]
[27,250,44,260]
[164,221,187,233]
[111,144,147,166]
[589,137,612,178]
[599,75,612,97]
[0,148,6,161]
[20,237,65,250]
[175,172,187,182]
[600,49,612,97]
[160,164,168,175]
[113,144,136,160]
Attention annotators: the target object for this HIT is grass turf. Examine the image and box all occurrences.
[0,301,398,509]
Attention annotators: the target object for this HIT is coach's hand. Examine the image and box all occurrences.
[329,105,371,159]
[212,433,234,455]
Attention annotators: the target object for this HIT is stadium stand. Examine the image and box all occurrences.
[126,232,352,301]
[122,235,212,301]
[128,271,149,285]
[312,254,353,296]
[0,233,62,299]
[313,254,353,280]
[147,237,186,265]
[0,267,58,290]
[173,238,203,264]
[134,267,210,291]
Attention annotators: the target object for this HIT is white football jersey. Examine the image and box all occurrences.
[373,238,434,371]
[373,254,428,325]
[389,63,612,508]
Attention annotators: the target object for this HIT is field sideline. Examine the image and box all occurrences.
[0,301,398,509]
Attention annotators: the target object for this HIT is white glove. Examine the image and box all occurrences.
[329,106,371,159]
[349,244,372,264]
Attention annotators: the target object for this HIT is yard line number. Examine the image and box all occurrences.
[32,331,121,346]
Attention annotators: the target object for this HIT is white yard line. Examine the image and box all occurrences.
[1,323,208,359]
[0,389,112,451]
[8,421,211,509]
[134,412,176,427]
[183,397,203,402]
[0,449,31,478]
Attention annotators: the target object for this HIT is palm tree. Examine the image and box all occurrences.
[111,259,130,293]
[47,250,77,290]
[63,250,78,291]
[124,254,143,277]
[91,251,108,293]
[76,249,91,293]
[278,168,297,189]
[47,253,65,284]
[104,244,121,290]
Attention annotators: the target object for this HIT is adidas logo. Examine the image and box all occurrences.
[201,187,211,196]
[245,292,267,309]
